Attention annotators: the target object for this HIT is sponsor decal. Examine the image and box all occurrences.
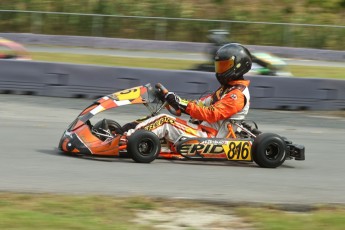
[144,116,175,131]
[179,140,252,161]
[180,143,224,156]
[200,140,226,145]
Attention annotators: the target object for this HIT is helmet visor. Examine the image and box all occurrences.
[215,59,235,74]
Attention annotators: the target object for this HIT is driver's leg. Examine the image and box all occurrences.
[121,116,150,132]
[127,114,209,143]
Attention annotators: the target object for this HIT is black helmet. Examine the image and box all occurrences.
[214,43,252,85]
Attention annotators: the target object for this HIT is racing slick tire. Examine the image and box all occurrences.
[127,130,161,163]
[252,133,287,168]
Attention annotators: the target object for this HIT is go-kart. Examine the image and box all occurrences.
[58,83,305,168]
[0,37,31,60]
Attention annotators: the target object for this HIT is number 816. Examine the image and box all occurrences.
[227,142,250,160]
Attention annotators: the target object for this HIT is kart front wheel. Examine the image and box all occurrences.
[252,133,287,168]
[93,119,123,141]
[127,130,160,163]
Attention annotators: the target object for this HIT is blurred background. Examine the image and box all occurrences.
[0,0,344,50]
[0,0,343,113]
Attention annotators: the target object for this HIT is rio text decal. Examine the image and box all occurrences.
[180,140,252,161]
[180,143,223,156]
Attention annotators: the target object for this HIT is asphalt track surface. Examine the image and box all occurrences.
[1,95,344,205]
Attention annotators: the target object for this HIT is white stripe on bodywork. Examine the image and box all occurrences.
[115,100,131,106]
[90,105,105,115]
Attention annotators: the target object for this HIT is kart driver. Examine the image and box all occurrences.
[123,43,253,144]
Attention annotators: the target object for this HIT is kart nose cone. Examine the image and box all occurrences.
[58,131,91,155]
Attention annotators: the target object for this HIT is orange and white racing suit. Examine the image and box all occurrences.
[130,79,250,143]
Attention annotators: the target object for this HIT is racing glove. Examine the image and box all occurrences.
[165,92,189,113]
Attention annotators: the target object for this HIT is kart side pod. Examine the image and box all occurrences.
[175,133,304,168]
[175,137,254,161]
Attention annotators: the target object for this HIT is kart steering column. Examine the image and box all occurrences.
[155,83,182,116]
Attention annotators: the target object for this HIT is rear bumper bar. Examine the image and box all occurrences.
[287,143,305,161]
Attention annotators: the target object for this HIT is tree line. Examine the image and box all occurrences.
[0,0,344,49]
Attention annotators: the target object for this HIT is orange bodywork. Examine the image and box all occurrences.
[77,125,121,156]
[60,123,122,156]
[59,86,150,156]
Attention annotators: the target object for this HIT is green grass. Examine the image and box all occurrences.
[1,193,345,230]
[288,65,345,80]
[31,52,201,70]
[0,193,155,230]
[31,52,345,80]
[237,206,345,230]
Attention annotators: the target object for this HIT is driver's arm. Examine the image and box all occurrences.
[186,89,245,123]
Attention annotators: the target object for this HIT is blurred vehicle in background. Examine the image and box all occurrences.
[192,30,293,77]
[250,52,292,76]
[0,37,31,60]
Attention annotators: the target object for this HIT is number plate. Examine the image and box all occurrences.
[113,87,141,101]
[222,141,252,161]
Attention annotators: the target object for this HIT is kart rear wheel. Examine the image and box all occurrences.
[252,133,287,168]
[127,130,160,163]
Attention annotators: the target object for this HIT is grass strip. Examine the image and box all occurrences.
[1,193,345,230]
[31,52,345,80]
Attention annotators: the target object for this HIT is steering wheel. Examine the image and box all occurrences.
[155,83,182,116]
